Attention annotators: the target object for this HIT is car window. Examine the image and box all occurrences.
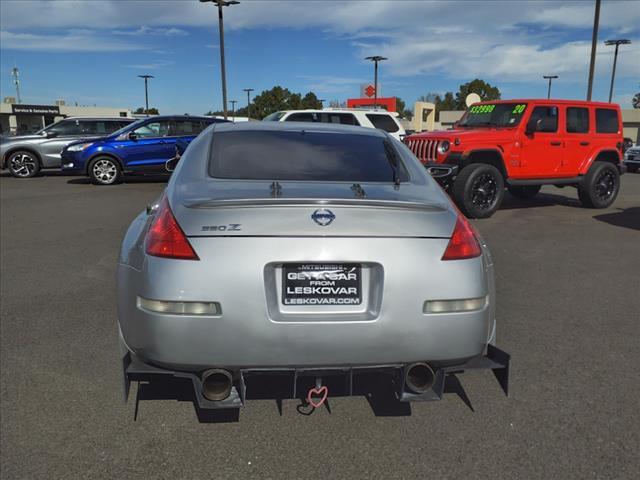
[263,111,286,121]
[285,113,320,122]
[595,109,619,134]
[528,106,558,132]
[79,121,113,135]
[133,121,171,138]
[566,107,589,133]
[324,113,360,126]
[365,114,399,133]
[209,130,408,182]
[172,120,206,136]
[46,120,82,136]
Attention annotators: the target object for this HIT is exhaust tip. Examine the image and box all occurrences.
[201,369,233,401]
[405,362,435,394]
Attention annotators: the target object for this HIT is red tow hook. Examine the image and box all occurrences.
[306,378,328,409]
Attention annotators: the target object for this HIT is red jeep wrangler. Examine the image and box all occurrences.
[405,99,625,218]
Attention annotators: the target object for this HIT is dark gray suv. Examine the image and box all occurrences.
[0,117,135,178]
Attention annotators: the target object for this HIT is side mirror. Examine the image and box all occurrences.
[45,131,58,138]
[128,132,138,141]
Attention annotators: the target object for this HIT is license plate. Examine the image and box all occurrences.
[282,263,361,306]
[628,155,635,160]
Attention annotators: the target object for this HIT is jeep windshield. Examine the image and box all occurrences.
[458,103,527,128]
[208,130,408,182]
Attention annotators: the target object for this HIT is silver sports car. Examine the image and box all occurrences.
[118,122,510,412]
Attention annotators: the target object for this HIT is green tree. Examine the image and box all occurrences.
[135,107,159,115]
[454,79,501,109]
[301,92,323,109]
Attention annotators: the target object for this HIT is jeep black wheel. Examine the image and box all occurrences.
[8,150,41,178]
[88,157,122,185]
[451,163,505,219]
[508,185,541,199]
[577,161,619,209]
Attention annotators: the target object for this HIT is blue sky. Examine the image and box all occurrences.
[1,0,638,115]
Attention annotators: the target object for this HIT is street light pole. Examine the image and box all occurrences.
[543,75,558,99]
[243,88,254,120]
[318,99,326,108]
[230,99,237,122]
[200,0,240,120]
[365,56,387,109]
[586,0,601,101]
[137,75,154,116]
[604,39,631,103]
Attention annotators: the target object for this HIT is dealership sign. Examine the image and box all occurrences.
[11,104,60,115]
[360,83,381,98]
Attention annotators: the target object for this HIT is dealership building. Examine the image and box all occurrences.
[1,98,132,135]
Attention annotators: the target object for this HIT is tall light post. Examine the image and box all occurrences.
[11,67,21,104]
[230,99,237,122]
[365,56,387,108]
[200,0,240,120]
[586,0,601,100]
[137,75,154,116]
[318,99,326,108]
[543,75,558,99]
[604,39,631,103]
[243,88,254,120]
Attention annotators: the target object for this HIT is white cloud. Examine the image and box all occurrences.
[113,26,188,36]
[0,30,144,52]
[1,0,639,83]
[124,60,174,69]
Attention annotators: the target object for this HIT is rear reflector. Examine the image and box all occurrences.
[424,296,487,314]
[145,197,199,260]
[441,215,482,260]
[138,297,220,315]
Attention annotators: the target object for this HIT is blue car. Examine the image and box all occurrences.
[61,115,228,185]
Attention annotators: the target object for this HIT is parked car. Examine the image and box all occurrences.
[61,115,228,185]
[404,100,625,218]
[118,122,510,413]
[624,145,640,173]
[263,108,406,141]
[0,117,135,178]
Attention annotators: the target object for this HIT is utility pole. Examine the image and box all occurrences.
[365,56,387,109]
[230,99,237,122]
[11,67,21,104]
[543,75,558,99]
[243,88,254,120]
[604,39,631,103]
[586,0,601,100]
[200,0,240,120]
[138,75,154,116]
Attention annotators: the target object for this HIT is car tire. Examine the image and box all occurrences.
[577,161,620,209]
[507,185,541,199]
[451,163,505,219]
[89,156,122,185]
[7,150,41,178]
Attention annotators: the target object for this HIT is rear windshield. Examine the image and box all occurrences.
[208,130,407,182]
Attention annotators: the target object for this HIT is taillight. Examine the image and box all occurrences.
[441,215,482,260]
[145,197,199,260]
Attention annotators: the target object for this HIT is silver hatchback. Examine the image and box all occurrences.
[118,122,510,412]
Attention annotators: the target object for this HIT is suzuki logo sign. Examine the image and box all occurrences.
[360,83,380,98]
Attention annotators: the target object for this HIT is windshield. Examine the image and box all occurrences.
[208,130,408,182]
[263,111,286,121]
[458,103,527,128]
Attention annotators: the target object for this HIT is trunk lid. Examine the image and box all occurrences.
[171,181,456,238]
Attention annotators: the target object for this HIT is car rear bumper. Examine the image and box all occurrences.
[121,341,510,410]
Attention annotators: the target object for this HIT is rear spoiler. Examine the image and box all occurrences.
[184,197,449,212]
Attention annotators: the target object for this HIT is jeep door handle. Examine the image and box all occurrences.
[550,141,562,146]
[580,141,590,146]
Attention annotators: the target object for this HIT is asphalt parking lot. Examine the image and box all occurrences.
[1,171,639,479]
